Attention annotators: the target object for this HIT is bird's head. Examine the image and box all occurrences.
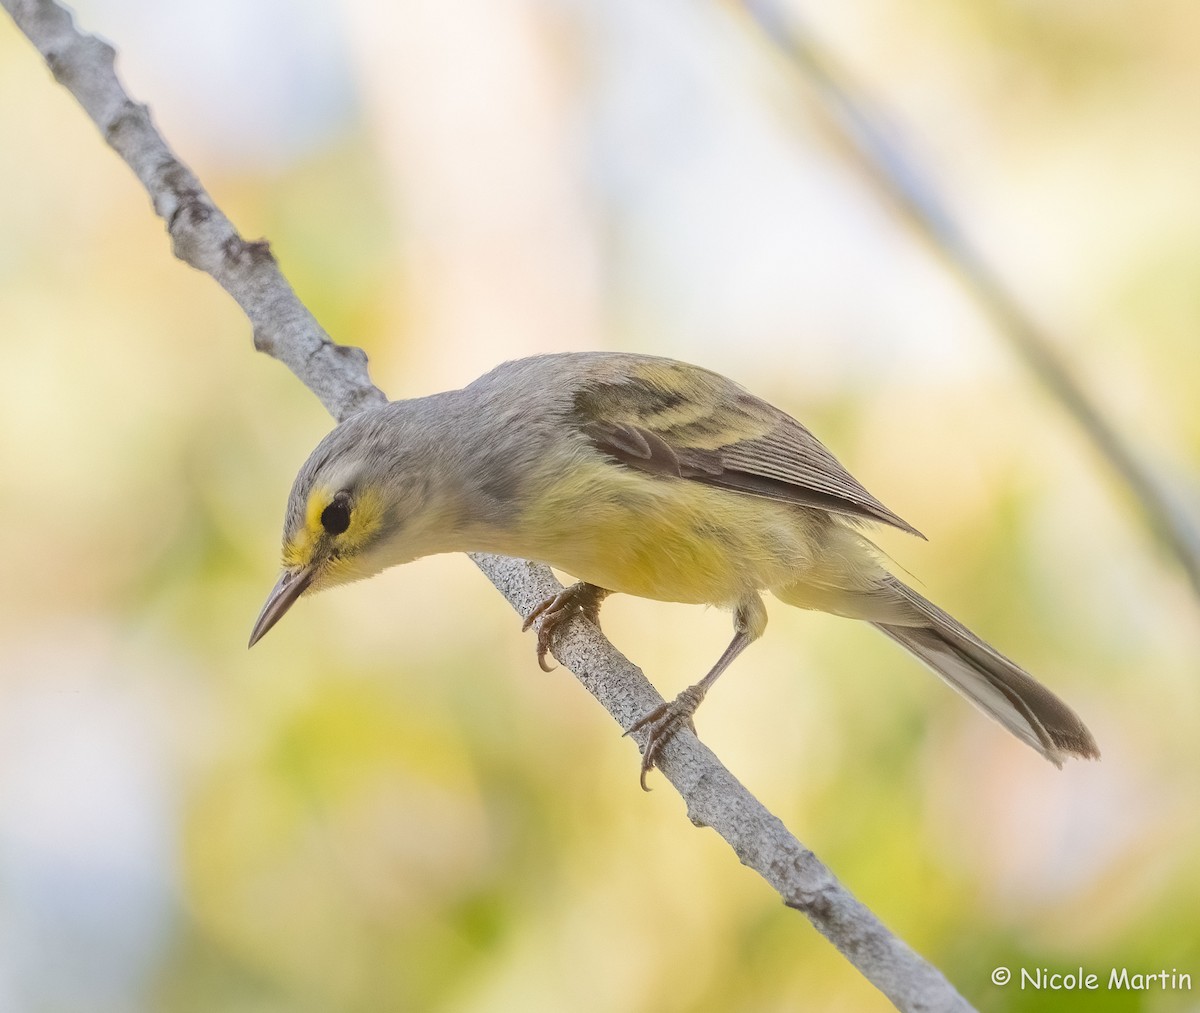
[248,407,433,647]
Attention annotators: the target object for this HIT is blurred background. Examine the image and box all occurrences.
[2,0,1198,1010]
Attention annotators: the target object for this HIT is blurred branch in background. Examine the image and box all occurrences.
[2,0,975,1008]
[737,0,1200,598]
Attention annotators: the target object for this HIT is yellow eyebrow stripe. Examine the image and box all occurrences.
[280,485,388,569]
[282,486,334,568]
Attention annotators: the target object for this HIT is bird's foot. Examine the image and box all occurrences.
[521,582,609,672]
[625,685,704,791]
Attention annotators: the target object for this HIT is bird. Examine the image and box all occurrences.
[249,351,1098,786]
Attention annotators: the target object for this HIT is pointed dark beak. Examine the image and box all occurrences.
[248,565,317,648]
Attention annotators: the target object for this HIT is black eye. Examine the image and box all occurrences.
[320,495,351,535]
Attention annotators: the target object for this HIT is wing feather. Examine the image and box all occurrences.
[572,360,923,537]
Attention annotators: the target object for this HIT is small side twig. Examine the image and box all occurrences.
[3,1,975,1008]
[4,0,385,422]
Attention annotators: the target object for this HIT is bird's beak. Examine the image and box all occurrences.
[248,565,317,648]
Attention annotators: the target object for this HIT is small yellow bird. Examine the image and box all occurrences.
[250,352,1098,785]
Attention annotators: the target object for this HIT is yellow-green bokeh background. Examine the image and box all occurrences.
[2,2,1198,1011]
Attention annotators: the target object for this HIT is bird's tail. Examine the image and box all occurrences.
[777,573,1099,764]
[869,577,1099,765]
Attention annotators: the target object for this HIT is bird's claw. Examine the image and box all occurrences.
[624,686,703,790]
[522,583,607,673]
[521,593,564,671]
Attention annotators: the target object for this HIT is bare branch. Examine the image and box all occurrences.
[469,555,976,1013]
[737,0,1200,598]
[3,1,975,1008]
[2,0,385,421]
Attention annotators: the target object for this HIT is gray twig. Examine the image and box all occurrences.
[739,0,1200,597]
[3,0,385,421]
[2,1,976,1009]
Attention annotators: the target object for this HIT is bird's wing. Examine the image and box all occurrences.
[570,357,923,537]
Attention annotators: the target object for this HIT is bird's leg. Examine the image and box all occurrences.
[522,582,612,672]
[626,594,767,790]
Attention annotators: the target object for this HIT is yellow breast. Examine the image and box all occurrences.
[515,460,817,606]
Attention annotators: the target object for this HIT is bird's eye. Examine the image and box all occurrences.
[320,496,352,535]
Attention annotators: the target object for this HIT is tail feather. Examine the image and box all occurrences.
[870,579,1099,765]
